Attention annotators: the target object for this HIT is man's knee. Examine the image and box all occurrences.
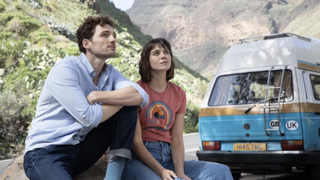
[121,106,138,116]
[118,106,138,123]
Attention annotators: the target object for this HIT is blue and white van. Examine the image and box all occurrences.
[196,33,320,180]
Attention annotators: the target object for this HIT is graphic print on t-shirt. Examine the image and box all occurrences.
[144,101,172,131]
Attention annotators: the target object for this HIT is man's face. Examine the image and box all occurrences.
[86,24,116,59]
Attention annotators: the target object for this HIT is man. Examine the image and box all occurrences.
[23,15,149,180]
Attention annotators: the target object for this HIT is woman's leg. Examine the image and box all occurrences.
[184,160,233,180]
[121,159,162,180]
[121,141,173,180]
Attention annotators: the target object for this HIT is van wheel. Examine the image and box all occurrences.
[232,173,241,180]
[306,164,320,180]
[311,165,320,180]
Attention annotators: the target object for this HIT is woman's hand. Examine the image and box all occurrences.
[162,169,177,180]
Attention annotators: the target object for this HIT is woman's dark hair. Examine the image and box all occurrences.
[76,15,115,53]
[139,38,176,82]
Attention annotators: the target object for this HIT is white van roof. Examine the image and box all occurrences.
[215,33,320,75]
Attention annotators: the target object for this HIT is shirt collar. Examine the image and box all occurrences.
[80,53,95,76]
[80,53,107,77]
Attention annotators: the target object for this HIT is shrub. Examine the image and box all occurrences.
[0,40,27,69]
[59,44,80,57]
[2,66,51,134]
[30,30,54,44]
[184,101,200,133]
[21,47,61,69]
[5,14,41,36]
[0,13,14,26]
[0,78,35,159]
[43,16,76,41]
[8,17,24,34]
[3,66,46,92]
[0,2,6,12]
[20,18,41,31]
[13,2,22,10]
[0,85,30,144]
[0,29,13,39]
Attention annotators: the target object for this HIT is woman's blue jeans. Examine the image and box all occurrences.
[121,141,233,180]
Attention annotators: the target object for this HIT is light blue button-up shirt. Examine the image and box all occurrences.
[25,53,149,153]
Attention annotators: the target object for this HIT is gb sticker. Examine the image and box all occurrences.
[269,120,280,128]
[286,121,299,130]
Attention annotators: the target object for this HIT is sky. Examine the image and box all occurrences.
[112,0,134,11]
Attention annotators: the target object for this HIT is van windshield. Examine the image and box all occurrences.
[209,70,293,106]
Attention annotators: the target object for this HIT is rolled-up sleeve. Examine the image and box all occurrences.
[111,66,149,107]
[46,61,103,127]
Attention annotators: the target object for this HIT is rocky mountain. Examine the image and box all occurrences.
[127,0,320,78]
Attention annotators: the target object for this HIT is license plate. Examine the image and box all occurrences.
[233,143,266,151]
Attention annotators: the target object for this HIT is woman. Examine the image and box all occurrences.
[121,38,233,180]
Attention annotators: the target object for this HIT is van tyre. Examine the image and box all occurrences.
[232,172,241,180]
[310,164,320,180]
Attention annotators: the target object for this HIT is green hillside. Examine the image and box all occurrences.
[0,0,207,159]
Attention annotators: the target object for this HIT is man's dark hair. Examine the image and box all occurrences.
[139,38,176,82]
[76,15,115,53]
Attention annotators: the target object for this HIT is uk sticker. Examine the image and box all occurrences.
[286,121,298,130]
[269,120,280,128]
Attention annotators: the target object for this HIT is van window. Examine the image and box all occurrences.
[209,70,293,106]
[310,75,320,100]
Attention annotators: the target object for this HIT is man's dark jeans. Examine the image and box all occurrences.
[24,106,137,180]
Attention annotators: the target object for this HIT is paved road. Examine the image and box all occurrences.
[0,159,13,176]
[240,169,310,180]
[183,132,200,161]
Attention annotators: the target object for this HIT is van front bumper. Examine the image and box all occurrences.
[196,150,320,173]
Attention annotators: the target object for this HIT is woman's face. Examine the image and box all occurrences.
[149,44,172,72]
